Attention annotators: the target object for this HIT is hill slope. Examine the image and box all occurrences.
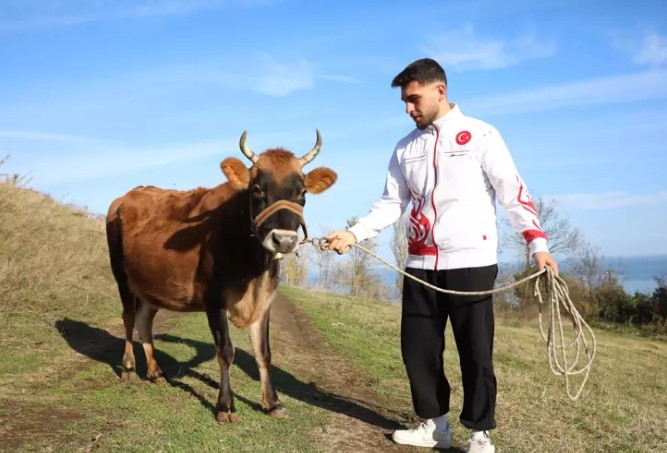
[0,183,119,378]
[1,183,665,452]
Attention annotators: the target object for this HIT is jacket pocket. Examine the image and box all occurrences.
[400,154,428,195]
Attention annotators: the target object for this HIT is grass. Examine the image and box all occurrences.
[282,285,667,452]
[3,312,329,452]
[0,182,119,381]
[2,181,666,452]
[23,314,327,453]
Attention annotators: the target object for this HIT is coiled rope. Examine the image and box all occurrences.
[304,238,596,401]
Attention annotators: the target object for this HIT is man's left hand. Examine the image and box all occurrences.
[534,251,559,275]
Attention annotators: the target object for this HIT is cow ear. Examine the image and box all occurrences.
[221,157,250,189]
[304,167,337,194]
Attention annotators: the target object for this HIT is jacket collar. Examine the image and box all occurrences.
[431,103,462,130]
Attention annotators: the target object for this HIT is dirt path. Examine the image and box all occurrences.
[269,294,457,452]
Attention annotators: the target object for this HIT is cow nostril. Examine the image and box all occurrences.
[265,230,298,253]
[274,233,297,250]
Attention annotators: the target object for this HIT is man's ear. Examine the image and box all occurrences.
[221,157,250,189]
[304,167,337,194]
[437,82,447,100]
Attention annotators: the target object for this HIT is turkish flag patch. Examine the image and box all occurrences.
[456,130,471,145]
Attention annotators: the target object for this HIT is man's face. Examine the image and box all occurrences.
[401,81,445,130]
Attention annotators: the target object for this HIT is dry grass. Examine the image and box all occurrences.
[0,182,118,378]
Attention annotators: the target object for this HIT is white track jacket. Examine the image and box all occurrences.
[348,104,548,271]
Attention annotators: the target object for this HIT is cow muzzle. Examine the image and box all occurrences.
[263,229,299,256]
[253,200,307,258]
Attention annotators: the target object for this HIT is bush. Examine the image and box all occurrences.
[652,278,667,334]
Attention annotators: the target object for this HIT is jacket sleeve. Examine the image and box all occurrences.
[480,127,549,256]
[347,148,410,242]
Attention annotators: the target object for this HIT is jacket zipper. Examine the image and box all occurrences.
[430,125,440,270]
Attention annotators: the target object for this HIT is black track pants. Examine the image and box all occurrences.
[400,265,498,431]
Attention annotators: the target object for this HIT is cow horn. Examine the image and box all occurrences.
[299,129,322,167]
[239,130,259,164]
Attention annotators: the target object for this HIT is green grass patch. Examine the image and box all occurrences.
[6,312,329,452]
[282,285,667,452]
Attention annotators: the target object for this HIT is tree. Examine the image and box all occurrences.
[504,197,583,318]
[391,212,410,294]
[280,247,310,287]
[310,245,335,290]
[345,217,377,297]
[570,242,605,291]
[652,276,667,333]
[595,272,631,323]
[503,197,582,269]
[327,217,390,300]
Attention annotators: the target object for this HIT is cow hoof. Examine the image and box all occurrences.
[149,375,168,385]
[120,370,136,381]
[216,412,239,424]
[267,406,288,418]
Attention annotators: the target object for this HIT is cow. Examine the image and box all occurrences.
[105,130,337,422]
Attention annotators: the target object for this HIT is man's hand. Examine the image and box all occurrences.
[534,251,559,275]
[322,230,357,254]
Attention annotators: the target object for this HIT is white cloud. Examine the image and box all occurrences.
[144,54,317,97]
[463,69,667,116]
[613,29,667,68]
[546,191,667,210]
[0,0,275,31]
[422,25,555,72]
[249,56,314,97]
[633,31,667,67]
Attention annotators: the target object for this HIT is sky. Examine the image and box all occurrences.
[1,0,666,263]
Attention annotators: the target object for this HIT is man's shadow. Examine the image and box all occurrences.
[55,318,405,432]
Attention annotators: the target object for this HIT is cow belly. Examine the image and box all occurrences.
[128,280,205,312]
[123,242,204,311]
[125,264,204,312]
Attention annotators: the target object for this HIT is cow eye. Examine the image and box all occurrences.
[252,185,264,198]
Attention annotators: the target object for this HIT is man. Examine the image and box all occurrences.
[323,58,558,453]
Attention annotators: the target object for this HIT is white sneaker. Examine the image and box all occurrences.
[391,419,452,448]
[466,430,495,453]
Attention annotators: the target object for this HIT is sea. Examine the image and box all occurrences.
[598,254,667,294]
[346,254,667,298]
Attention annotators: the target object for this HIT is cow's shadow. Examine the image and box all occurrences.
[55,318,403,432]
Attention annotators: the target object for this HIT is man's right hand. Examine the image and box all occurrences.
[322,230,357,254]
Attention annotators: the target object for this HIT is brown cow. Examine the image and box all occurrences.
[105,130,336,422]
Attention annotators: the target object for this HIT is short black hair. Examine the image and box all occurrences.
[391,58,447,88]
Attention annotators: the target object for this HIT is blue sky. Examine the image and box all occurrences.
[1,0,666,262]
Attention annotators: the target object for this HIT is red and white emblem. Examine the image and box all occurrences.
[456,130,471,145]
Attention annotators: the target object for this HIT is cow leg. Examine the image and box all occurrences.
[206,306,238,423]
[136,300,167,384]
[113,281,137,381]
[107,218,137,381]
[248,308,286,417]
[121,299,137,381]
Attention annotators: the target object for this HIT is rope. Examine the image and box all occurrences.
[303,237,597,401]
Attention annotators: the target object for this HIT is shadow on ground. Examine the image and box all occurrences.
[55,318,405,433]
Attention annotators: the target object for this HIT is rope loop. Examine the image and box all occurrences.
[303,237,596,400]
